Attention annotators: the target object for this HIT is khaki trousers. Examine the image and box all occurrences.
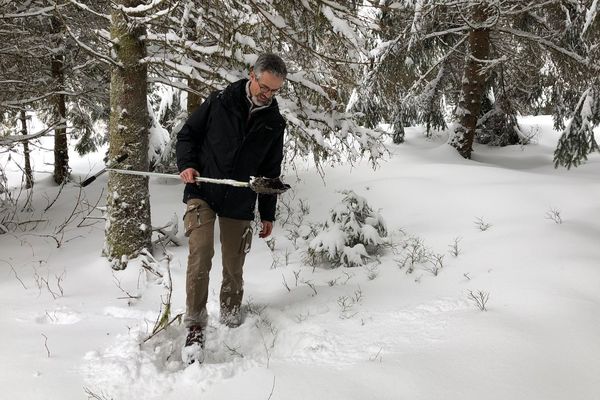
[183,198,253,328]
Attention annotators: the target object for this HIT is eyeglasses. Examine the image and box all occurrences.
[255,78,281,95]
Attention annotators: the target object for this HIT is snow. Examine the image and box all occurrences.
[300,0,312,12]
[309,224,347,259]
[254,5,286,29]
[116,0,165,15]
[234,32,257,49]
[286,71,328,98]
[407,0,425,51]
[148,98,170,166]
[582,0,598,38]
[321,5,362,50]
[1,116,600,399]
[341,243,369,267]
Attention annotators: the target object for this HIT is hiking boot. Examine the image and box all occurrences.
[219,307,243,328]
[182,325,205,365]
[184,325,205,347]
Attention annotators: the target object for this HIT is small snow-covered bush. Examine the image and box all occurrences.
[306,190,387,268]
[0,167,16,234]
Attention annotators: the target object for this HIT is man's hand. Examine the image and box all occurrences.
[180,168,199,184]
[259,221,273,238]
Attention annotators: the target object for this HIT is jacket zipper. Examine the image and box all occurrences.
[223,105,270,206]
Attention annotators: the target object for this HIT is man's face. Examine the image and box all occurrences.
[249,70,284,105]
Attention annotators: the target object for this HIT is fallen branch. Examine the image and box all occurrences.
[152,214,181,247]
[142,313,183,343]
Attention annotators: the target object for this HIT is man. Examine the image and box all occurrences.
[176,53,287,363]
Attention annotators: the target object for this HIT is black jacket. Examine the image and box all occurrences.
[176,79,285,221]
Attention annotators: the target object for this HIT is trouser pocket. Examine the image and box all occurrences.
[219,218,253,255]
[239,226,253,254]
[183,199,214,237]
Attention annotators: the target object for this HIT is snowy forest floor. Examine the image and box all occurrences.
[1,115,599,400]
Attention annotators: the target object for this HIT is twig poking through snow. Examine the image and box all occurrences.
[468,290,490,311]
[369,347,383,363]
[83,386,113,400]
[112,272,141,300]
[474,217,492,231]
[9,264,28,290]
[281,274,291,292]
[545,208,563,224]
[449,237,462,257]
[41,333,50,357]
[267,376,276,400]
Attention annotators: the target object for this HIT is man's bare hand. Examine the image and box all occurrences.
[259,221,273,238]
[180,168,199,184]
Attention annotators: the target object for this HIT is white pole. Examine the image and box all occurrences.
[107,168,250,188]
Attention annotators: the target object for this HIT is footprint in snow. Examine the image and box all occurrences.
[34,307,83,325]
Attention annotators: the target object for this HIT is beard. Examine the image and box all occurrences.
[251,94,268,107]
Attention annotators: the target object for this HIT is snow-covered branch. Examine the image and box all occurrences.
[1,91,84,108]
[581,0,599,38]
[114,0,175,17]
[498,27,599,71]
[554,85,600,168]
[60,18,121,68]
[68,0,111,21]
[131,1,181,25]
[0,121,66,146]
[502,0,562,16]
[0,5,63,19]
[244,0,371,65]
[401,35,468,103]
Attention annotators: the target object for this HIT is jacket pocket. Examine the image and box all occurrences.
[183,199,214,237]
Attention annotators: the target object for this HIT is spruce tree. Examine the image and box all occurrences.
[358,0,599,161]
[103,0,152,268]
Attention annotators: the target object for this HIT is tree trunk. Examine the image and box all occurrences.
[183,9,203,115]
[187,79,203,115]
[451,4,491,159]
[392,112,405,144]
[51,16,69,185]
[19,110,33,189]
[104,0,152,269]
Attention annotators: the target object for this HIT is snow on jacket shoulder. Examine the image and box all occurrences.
[176,79,286,221]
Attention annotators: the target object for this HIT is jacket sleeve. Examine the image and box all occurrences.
[176,92,215,172]
[257,123,285,222]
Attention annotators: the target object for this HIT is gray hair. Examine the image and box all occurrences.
[254,53,287,79]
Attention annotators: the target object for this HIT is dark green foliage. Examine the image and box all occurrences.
[554,85,600,169]
[354,0,599,165]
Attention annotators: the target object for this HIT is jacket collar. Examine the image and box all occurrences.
[220,79,279,116]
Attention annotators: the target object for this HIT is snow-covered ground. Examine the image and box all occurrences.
[1,116,599,400]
